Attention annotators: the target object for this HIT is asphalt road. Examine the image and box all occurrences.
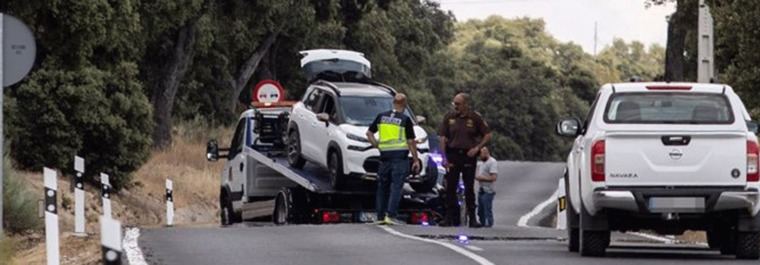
[136,161,758,265]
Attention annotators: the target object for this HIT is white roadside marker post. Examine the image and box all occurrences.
[43,167,60,265]
[74,156,86,236]
[166,179,174,227]
[556,178,567,230]
[101,173,112,218]
[100,216,122,265]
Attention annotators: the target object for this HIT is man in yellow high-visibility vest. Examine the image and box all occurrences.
[366,93,420,225]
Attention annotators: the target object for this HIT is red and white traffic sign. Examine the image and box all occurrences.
[252,80,285,104]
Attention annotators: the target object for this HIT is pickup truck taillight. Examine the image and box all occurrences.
[748,140,759,182]
[591,140,605,182]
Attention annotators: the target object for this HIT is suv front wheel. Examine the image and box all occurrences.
[287,129,306,169]
[328,150,346,190]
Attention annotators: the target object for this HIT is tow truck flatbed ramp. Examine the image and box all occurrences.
[244,146,374,195]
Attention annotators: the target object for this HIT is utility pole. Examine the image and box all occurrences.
[593,21,598,57]
[698,0,715,83]
[0,13,5,237]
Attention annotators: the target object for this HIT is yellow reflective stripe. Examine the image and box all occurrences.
[377,122,408,151]
[378,123,401,141]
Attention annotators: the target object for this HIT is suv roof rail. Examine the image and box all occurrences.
[365,80,397,96]
[314,79,341,96]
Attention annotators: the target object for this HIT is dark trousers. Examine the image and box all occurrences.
[445,149,477,223]
[376,158,409,219]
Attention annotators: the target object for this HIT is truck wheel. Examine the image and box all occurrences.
[735,232,760,259]
[720,228,737,255]
[410,158,436,193]
[328,151,346,190]
[580,228,609,257]
[706,229,722,249]
[568,227,580,252]
[565,174,579,252]
[579,204,608,257]
[220,191,240,226]
[274,190,291,225]
[287,130,306,169]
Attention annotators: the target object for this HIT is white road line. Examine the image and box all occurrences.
[378,226,495,265]
[465,245,484,252]
[627,232,709,247]
[628,232,676,244]
[517,185,560,227]
[123,227,148,265]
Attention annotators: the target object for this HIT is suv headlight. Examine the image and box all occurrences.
[347,133,370,143]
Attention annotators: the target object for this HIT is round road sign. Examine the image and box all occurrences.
[252,80,285,104]
[3,13,37,87]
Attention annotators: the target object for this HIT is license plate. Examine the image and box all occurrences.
[359,212,377,222]
[648,197,705,213]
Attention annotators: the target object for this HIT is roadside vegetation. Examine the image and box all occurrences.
[0,0,757,235]
[2,157,41,233]
[0,236,14,265]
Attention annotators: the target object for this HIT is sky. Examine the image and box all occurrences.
[436,0,677,54]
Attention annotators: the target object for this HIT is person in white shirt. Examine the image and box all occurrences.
[475,147,498,227]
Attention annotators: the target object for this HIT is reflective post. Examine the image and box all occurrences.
[74,156,86,236]
[44,167,60,265]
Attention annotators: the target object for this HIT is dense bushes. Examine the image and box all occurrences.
[9,64,152,190]
[3,157,41,233]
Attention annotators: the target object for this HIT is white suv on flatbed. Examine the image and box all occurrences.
[287,49,438,192]
[557,83,760,259]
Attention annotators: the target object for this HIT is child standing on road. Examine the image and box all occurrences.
[476,147,498,227]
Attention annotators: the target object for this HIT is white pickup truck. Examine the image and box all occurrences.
[556,83,760,259]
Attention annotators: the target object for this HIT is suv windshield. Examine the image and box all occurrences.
[339,96,413,126]
[604,92,734,124]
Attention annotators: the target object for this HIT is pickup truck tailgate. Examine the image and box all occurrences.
[605,131,747,186]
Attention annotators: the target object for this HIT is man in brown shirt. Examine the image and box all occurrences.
[438,92,492,227]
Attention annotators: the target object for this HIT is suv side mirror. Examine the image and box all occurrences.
[316,113,330,127]
[748,121,759,134]
[416,115,427,124]
[556,118,581,137]
[206,139,229,161]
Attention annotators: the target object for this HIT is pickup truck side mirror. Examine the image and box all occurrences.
[416,115,427,124]
[207,139,229,161]
[556,118,581,137]
[748,121,759,134]
[316,113,330,127]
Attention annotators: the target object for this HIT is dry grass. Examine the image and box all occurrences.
[0,236,14,265]
[130,122,233,223]
[11,122,234,264]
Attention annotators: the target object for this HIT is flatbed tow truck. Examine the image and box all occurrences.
[206,102,443,225]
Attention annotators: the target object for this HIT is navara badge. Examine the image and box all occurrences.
[669,149,683,160]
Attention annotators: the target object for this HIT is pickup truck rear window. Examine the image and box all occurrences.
[604,92,734,124]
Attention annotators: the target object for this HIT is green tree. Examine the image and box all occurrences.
[10,65,152,190]
[595,39,665,83]
[2,0,153,190]
[435,17,592,160]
